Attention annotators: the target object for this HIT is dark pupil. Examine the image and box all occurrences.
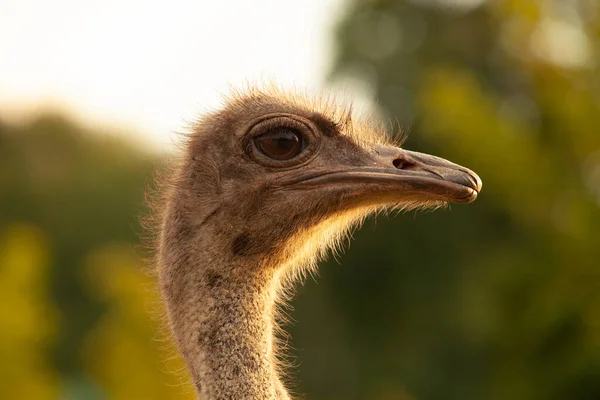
[255,129,302,160]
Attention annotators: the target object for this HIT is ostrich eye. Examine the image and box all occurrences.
[254,129,303,161]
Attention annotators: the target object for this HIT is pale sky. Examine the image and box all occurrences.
[0,0,345,149]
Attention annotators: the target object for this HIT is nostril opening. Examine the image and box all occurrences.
[393,158,417,170]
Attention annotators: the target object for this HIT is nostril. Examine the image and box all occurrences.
[393,158,417,170]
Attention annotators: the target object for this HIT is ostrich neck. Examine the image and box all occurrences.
[160,236,290,400]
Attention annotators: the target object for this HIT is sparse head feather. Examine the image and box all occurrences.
[211,82,400,149]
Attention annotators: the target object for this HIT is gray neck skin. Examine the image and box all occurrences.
[159,225,290,400]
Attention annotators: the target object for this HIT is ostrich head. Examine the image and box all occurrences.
[155,86,481,399]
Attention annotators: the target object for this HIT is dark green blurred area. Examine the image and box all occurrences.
[1,0,600,399]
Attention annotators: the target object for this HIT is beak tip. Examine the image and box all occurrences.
[475,174,483,193]
[474,174,483,193]
[467,170,483,194]
[461,188,479,203]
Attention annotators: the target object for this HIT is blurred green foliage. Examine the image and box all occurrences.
[0,117,194,399]
[1,0,600,399]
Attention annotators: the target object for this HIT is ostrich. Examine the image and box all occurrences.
[151,86,481,399]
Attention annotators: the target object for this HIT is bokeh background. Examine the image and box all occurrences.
[2,0,600,399]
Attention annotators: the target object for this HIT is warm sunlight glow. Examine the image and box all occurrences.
[0,0,342,149]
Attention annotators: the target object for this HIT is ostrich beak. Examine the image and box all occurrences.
[380,148,483,203]
[292,147,482,204]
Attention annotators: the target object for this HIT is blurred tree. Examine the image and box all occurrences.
[0,116,187,398]
[287,1,600,399]
[0,224,59,399]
